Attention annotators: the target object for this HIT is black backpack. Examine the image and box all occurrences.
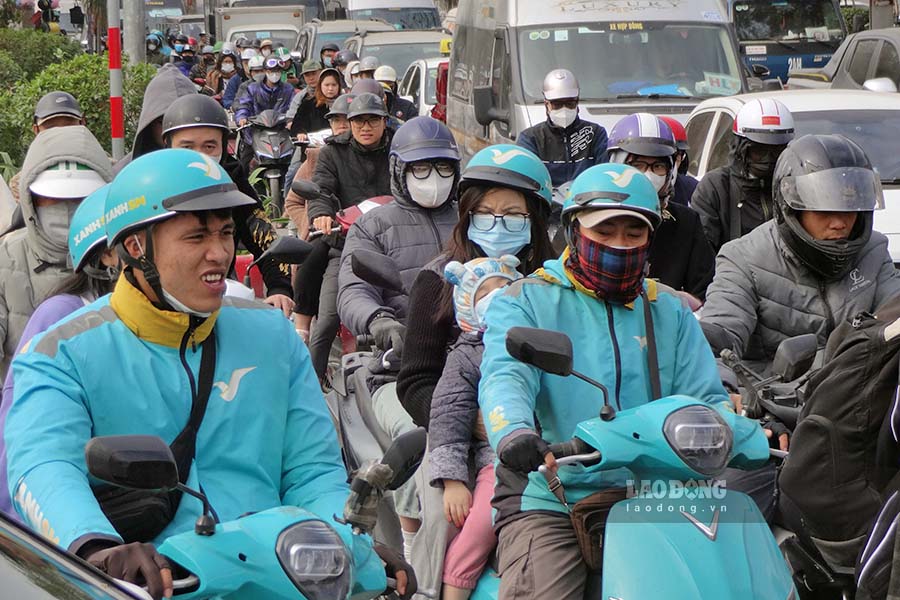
[779,297,900,579]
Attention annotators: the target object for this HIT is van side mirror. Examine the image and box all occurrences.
[505,327,573,376]
[473,86,509,127]
[751,63,771,78]
[85,435,179,491]
[772,334,817,381]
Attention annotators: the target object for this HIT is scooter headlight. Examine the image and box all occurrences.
[276,520,351,600]
[663,405,733,477]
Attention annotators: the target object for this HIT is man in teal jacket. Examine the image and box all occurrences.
[478,163,731,600]
[5,149,413,600]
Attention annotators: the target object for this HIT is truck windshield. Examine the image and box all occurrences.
[348,8,440,30]
[314,32,354,58]
[230,30,298,48]
[733,0,845,44]
[518,23,744,102]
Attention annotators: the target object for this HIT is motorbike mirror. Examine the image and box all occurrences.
[381,427,427,491]
[85,435,178,491]
[351,249,404,293]
[772,334,817,382]
[256,235,313,265]
[505,327,573,376]
[291,179,323,199]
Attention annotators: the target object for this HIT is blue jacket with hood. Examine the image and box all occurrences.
[478,252,730,529]
[5,276,352,554]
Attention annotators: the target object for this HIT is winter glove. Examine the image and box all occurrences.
[374,542,417,600]
[499,430,552,473]
[369,317,405,357]
[84,542,173,600]
[762,417,790,451]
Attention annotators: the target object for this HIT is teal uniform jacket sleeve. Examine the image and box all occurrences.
[477,288,542,452]
[279,332,352,519]
[6,340,122,550]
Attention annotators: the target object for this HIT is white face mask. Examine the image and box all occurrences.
[266,72,281,84]
[36,200,79,246]
[221,62,235,73]
[261,49,271,57]
[645,171,667,193]
[549,107,577,129]
[405,170,454,208]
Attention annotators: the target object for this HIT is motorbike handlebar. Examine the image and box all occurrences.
[547,438,592,459]
[307,226,342,240]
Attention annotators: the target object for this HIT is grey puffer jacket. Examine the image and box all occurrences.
[0,126,113,376]
[336,195,457,336]
[428,332,495,486]
[701,220,900,371]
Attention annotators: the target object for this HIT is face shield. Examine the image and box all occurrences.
[780,167,885,213]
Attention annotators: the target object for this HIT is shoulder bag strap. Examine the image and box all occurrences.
[170,329,218,484]
[641,289,662,401]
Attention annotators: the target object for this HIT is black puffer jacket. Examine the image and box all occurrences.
[308,129,393,221]
[649,202,716,301]
[517,116,608,187]
[692,140,776,253]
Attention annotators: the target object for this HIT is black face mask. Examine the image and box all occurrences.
[204,57,215,65]
[748,160,777,180]
[182,54,194,64]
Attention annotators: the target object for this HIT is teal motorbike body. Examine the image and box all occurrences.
[156,506,386,600]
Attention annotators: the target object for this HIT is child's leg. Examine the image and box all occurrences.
[292,239,331,317]
[442,464,497,596]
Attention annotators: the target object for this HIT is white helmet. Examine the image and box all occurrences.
[240,48,257,61]
[248,55,265,70]
[374,65,397,83]
[542,68,579,101]
[29,161,107,199]
[733,98,795,146]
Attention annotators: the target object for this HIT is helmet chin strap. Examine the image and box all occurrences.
[116,229,177,313]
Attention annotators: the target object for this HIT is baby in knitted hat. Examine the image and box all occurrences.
[428,255,522,597]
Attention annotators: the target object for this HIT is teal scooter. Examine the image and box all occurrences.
[467,327,797,600]
[84,429,428,600]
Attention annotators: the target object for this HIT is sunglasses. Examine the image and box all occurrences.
[549,99,578,110]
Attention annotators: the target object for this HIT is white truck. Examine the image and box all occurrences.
[214,5,306,48]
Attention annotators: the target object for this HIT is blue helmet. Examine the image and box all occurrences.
[390,116,460,163]
[607,112,676,158]
[105,149,255,246]
[69,183,111,273]
[458,144,552,210]
[561,163,662,234]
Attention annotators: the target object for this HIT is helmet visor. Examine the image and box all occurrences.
[783,167,884,212]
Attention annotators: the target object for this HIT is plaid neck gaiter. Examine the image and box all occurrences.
[565,230,650,304]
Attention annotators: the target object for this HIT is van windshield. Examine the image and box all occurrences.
[349,8,440,30]
[733,0,844,44]
[518,23,743,102]
[363,42,445,75]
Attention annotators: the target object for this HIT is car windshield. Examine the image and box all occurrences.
[518,22,743,102]
[733,0,845,43]
[349,8,440,30]
[231,29,297,48]
[794,110,900,181]
[364,42,445,76]
[314,32,353,57]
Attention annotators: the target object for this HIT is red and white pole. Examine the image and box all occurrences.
[107,0,124,160]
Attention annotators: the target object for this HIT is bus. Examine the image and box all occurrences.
[729,0,847,81]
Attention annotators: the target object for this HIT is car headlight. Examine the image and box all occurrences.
[663,405,733,477]
[276,520,351,600]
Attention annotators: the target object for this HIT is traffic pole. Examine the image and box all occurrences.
[107,0,124,160]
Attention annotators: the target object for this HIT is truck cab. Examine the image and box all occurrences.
[448,0,748,163]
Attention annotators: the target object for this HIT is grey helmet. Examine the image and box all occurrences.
[359,55,380,73]
[326,94,355,119]
[542,68,579,101]
[774,134,882,281]
[162,94,229,140]
[347,93,388,119]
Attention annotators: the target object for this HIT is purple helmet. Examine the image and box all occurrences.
[607,113,677,158]
[390,116,460,163]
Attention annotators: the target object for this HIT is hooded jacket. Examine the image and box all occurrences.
[701,220,900,373]
[479,254,730,528]
[0,126,113,378]
[691,140,776,253]
[114,65,198,173]
[335,159,457,335]
[234,80,295,143]
[517,116,609,188]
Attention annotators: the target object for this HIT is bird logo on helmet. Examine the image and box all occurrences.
[187,153,223,180]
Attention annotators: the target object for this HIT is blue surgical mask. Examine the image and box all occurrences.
[324,56,333,67]
[467,222,532,258]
